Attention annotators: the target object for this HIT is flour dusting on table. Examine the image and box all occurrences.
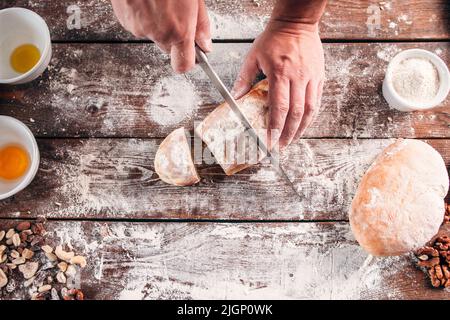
[147,75,200,126]
[110,223,410,300]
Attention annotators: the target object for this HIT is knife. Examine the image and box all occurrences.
[195,46,301,198]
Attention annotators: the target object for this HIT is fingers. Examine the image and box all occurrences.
[171,39,196,73]
[195,0,212,52]
[279,80,306,148]
[296,80,319,138]
[231,54,260,99]
[268,74,290,145]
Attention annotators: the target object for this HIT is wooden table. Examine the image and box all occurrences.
[0,0,449,300]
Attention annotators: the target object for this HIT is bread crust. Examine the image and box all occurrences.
[349,139,449,256]
[154,127,200,186]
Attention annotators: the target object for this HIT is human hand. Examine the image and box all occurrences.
[232,22,325,148]
[110,0,212,73]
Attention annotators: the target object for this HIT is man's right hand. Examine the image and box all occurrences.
[111,0,212,73]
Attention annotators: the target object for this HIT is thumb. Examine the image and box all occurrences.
[232,54,259,99]
[195,0,212,52]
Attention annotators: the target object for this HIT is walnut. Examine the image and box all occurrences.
[428,267,442,287]
[434,236,450,251]
[31,223,46,236]
[63,289,84,300]
[429,265,450,288]
[415,246,440,267]
[445,203,450,224]
[416,232,450,289]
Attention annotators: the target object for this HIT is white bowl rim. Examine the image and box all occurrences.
[384,48,450,110]
[0,7,51,84]
[0,115,40,200]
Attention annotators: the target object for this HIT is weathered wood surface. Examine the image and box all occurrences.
[1,42,449,139]
[1,0,449,301]
[1,220,449,300]
[0,138,448,220]
[1,0,449,41]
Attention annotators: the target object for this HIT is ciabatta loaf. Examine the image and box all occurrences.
[195,79,273,175]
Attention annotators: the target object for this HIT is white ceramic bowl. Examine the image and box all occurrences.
[382,49,450,112]
[0,116,40,200]
[0,7,52,85]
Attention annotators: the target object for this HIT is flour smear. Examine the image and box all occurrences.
[114,223,410,300]
[147,75,200,126]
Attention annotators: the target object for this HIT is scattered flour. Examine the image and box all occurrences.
[208,11,268,39]
[379,1,392,11]
[112,223,411,300]
[250,167,278,182]
[388,21,397,29]
[376,45,401,62]
[398,14,413,25]
[147,75,200,126]
[281,139,394,214]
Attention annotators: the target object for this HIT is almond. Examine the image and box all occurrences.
[5,229,15,239]
[12,257,26,265]
[70,256,87,268]
[55,245,74,262]
[38,284,52,293]
[18,262,39,279]
[41,245,53,253]
[57,261,68,272]
[12,233,21,247]
[56,272,67,284]
[10,250,20,259]
[22,248,34,260]
[45,252,58,262]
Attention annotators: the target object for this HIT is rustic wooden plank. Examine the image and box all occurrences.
[1,0,449,40]
[1,42,449,139]
[0,138,447,220]
[1,220,449,300]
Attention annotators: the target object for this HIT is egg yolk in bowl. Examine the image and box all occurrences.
[0,145,30,180]
[10,44,41,74]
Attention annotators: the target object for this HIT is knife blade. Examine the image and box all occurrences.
[195,46,301,198]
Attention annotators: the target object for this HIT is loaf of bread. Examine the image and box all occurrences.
[154,127,200,186]
[350,139,449,256]
[195,79,272,175]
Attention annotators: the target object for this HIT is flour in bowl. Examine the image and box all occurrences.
[390,57,440,104]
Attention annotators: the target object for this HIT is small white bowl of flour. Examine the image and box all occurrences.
[382,49,450,111]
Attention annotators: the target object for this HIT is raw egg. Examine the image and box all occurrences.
[0,145,30,180]
[10,44,41,74]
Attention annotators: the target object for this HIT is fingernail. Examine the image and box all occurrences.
[231,85,246,99]
[198,39,213,52]
[230,87,238,98]
[231,87,239,99]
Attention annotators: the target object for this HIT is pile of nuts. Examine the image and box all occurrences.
[414,204,450,288]
[0,220,87,300]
